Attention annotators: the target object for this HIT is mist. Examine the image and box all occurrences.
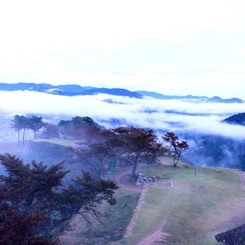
[1,90,245,140]
[1,90,245,171]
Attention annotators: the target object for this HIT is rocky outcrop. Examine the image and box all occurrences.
[136,173,157,186]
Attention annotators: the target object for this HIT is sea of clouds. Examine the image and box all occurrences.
[1,90,245,141]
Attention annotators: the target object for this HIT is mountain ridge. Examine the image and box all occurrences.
[135,90,244,103]
[0,82,142,98]
[0,82,243,103]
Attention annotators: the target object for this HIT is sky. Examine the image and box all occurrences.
[0,0,245,99]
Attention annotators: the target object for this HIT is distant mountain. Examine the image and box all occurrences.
[0,83,243,103]
[208,96,243,103]
[223,113,245,126]
[135,90,208,101]
[0,82,40,91]
[136,90,244,103]
[0,83,142,98]
[78,88,142,98]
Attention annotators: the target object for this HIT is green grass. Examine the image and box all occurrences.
[59,157,245,245]
[68,189,141,245]
[113,158,245,245]
[121,186,171,245]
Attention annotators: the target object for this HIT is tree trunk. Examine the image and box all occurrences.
[131,162,138,177]
[17,130,20,145]
[22,128,26,145]
[173,155,180,167]
[131,154,140,177]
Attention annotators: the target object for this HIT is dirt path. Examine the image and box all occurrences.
[59,165,170,245]
[121,169,171,244]
[137,220,169,245]
[60,162,245,245]
[123,186,147,239]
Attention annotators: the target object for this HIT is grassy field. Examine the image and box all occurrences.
[117,158,245,245]
[58,157,245,244]
[2,140,245,244]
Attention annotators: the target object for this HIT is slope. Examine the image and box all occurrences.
[58,157,245,245]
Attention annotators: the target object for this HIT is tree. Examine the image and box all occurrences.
[11,115,28,145]
[68,128,122,178]
[59,171,118,225]
[0,204,58,244]
[144,142,168,165]
[71,116,101,129]
[0,154,67,243]
[0,154,68,213]
[28,115,45,139]
[113,126,160,177]
[58,116,102,141]
[41,123,60,139]
[11,115,45,143]
[70,140,117,178]
[162,132,189,167]
[0,153,118,241]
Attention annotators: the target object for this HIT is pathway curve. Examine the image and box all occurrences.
[59,165,170,245]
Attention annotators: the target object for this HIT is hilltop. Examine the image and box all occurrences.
[1,137,245,244]
[223,112,245,126]
[57,156,245,245]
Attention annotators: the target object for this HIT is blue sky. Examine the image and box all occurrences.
[0,0,244,98]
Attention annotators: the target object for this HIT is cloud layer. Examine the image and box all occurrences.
[1,91,245,140]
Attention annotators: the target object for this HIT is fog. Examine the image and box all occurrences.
[1,91,245,140]
[1,90,245,171]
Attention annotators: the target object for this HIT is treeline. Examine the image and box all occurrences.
[11,115,102,144]
[11,115,45,144]
[11,115,189,176]
[69,127,189,179]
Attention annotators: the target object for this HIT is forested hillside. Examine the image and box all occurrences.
[223,112,245,126]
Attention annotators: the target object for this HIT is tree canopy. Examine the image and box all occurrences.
[0,154,118,243]
[162,132,189,167]
[58,116,103,141]
[112,126,160,177]
[11,115,45,143]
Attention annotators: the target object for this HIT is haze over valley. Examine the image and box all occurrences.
[1,83,245,170]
